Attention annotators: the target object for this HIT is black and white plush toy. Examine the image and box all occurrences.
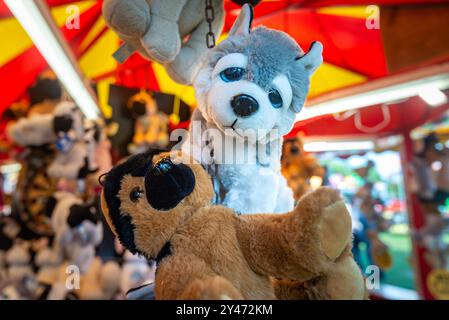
[182,4,323,214]
[47,102,94,181]
[49,192,103,274]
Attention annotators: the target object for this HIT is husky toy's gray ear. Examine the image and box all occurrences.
[229,3,254,36]
[295,41,323,76]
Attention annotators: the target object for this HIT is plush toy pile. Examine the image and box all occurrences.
[2,75,155,299]
[0,212,155,300]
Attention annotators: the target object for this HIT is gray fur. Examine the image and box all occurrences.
[183,4,322,214]
[206,26,310,113]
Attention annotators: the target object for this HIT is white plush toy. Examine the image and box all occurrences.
[182,4,323,214]
[102,0,225,84]
[5,242,34,281]
[120,250,155,296]
[7,113,55,147]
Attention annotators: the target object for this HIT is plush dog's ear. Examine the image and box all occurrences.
[295,41,323,76]
[229,3,254,36]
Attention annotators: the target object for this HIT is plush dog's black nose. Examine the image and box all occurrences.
[231,94,259,117]
[145,158,195,211]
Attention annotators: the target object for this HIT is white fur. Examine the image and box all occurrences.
[7,114,55,147]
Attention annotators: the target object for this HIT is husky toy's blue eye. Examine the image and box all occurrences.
[220,67,245,82]
[268,89,283,109]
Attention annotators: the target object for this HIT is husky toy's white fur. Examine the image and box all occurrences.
[182,4,323,214]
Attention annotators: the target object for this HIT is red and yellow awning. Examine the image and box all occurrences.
[1,0,448,127]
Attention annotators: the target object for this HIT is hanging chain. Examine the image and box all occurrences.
[205,0,216,48]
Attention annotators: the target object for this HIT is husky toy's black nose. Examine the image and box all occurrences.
[145,158,195,211]
[231,94,259,117]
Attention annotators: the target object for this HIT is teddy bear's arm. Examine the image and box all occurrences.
[155,253,243,300]
[237,187,353,282]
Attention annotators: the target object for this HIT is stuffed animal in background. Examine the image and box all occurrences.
[34,246,62,285]
[127,91,169,154]
[0,218,18,282]
[27,71,62,117]
[120,250,155,296]
[7,113,55,147]
[102,0,225,84]
[47,102,96,181]
[6,71,62,146]
[281,134,325,200]
[5,242,34,281]
[182,4,323,214]
[0,276,40,300]
[100,151,365,300]
[77,257,121,300]
[49,191,103,274]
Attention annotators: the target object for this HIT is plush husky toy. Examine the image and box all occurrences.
[100,151,365,300]
[182,4,323,214]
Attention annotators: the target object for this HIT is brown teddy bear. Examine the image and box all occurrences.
[100,151,366,300]
[282,134,325,201]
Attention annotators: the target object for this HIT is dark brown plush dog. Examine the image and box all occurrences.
[100,151,365,300]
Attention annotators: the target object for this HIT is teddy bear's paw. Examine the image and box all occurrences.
[318,200,352,261]
[325,256,366,300]
[141,17,181,63]
[294,187,352,261]
[182,276,244,300]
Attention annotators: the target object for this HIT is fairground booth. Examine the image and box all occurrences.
[0,0,449,301]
